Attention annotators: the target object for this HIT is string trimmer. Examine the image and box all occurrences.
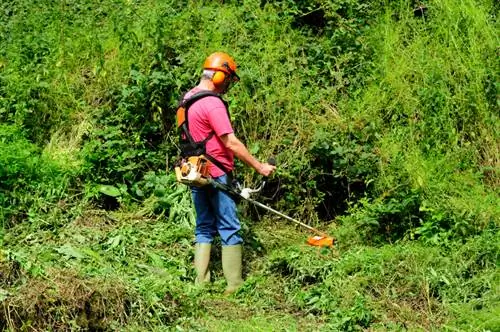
[208,173,335,248]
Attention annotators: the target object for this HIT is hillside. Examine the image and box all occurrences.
[1,0,498,330]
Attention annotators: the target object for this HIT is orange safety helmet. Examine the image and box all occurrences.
[203,52,240,87]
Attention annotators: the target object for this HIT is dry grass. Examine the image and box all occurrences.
[1,268,132,331]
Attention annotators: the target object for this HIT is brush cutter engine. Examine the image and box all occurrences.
[174,156,211,187]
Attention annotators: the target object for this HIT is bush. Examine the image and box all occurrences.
[80,67,178,187]
[0,125,75,227]
[308,121,380,219]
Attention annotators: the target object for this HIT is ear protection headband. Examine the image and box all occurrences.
[211,62,239,87]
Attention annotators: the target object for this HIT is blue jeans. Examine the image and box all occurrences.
[191,174,242,245]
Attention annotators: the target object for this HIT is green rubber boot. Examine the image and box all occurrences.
[194,243,211,285]
[222,244,244,295]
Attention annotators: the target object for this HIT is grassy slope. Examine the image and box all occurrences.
[2,196,498,330]
[1,0,499,330]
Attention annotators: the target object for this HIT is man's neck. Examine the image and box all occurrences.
[196,80,215,91]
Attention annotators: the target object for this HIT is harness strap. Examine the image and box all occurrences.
[178,91,231,175]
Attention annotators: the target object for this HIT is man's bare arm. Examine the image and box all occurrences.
[220,133,276,176]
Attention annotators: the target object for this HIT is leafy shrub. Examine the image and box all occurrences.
[342,191,422,245]
[266,0,378,90]
[81,67,178,187]
[0,125,75,227]
[0,1,76,143]
[308,122,380,219]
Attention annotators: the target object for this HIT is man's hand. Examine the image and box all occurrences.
[258,163,276,177]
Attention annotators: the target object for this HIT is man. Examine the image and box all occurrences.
[179,52,275,294]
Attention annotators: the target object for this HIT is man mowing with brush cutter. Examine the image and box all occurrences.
[175,52,276,294]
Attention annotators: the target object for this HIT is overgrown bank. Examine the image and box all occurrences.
[1,0,498,330]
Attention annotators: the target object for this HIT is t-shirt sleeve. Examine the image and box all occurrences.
[205,97,233,136]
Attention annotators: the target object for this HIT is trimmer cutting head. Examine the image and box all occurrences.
[306,235,335,247]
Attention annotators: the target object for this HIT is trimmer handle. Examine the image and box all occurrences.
[262,156,276,182]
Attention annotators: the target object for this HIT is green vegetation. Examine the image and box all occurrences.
[1,0,498,330]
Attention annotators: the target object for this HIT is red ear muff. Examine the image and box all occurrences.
[212,71,226,86]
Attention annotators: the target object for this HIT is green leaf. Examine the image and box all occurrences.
[249,143,260,155]
[106,235,123,249]
[55,245,86,259]
[98,185,121,197]
[0,289,9,302]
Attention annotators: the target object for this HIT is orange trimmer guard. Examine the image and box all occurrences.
[307,235,334,247]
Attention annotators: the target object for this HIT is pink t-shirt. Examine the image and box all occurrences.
[183,88,234,177]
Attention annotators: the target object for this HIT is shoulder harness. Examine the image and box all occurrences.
[176,91,231,175]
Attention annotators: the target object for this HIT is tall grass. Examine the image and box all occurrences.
[335,0,499,243]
